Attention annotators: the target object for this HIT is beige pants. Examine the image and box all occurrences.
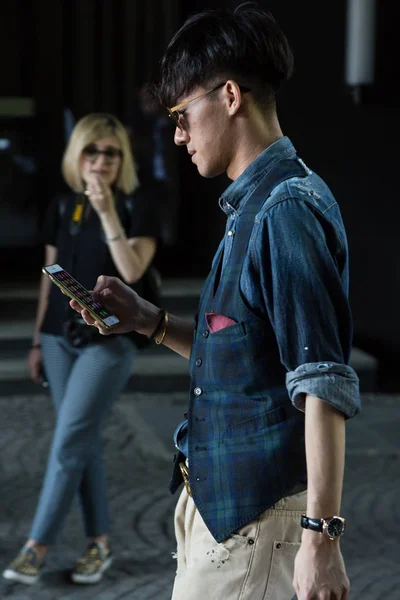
[171,488,307,600]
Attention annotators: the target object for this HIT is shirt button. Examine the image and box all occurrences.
[227,230,233,236]
[202,330,209,338]
[194,387,202,396]
[196,358,202,367]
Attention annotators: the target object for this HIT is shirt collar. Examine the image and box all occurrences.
[219,136,296,216]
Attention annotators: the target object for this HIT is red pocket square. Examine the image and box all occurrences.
[205,311,237,333]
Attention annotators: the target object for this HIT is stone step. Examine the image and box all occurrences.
[0,317,196,343]
[0,351,188,381]
[0,374,191,397]
[0,345,377,395]
[349,347,378,393]
[0,279,379,394]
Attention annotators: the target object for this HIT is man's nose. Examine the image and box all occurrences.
[174,126,189,146]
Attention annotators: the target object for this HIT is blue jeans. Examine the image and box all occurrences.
[29,333,136,545]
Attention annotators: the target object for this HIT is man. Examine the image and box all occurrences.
[71,5,360,599]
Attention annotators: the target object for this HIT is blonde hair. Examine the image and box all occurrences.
[62,113,139,194]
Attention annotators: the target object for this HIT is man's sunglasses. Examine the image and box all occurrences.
[167,82,251,130]
[82,144,122,163]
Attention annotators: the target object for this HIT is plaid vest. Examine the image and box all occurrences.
[171,157,308,542]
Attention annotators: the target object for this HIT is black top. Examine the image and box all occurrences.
[40,185,161,342]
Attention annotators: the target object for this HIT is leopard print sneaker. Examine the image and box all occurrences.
[3,547,44,585]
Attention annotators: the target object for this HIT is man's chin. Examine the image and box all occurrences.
[196,164,225,179]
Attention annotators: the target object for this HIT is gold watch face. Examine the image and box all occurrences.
[326,517,345,538]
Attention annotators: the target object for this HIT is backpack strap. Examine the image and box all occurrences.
[58,194,68,218]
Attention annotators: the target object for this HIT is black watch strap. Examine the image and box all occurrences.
[300,514,323,533]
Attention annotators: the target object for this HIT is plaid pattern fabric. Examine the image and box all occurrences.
[170,158,309,543]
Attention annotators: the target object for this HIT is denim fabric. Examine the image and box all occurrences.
[286,362,360,418]
[176,137,360,461]
[172,153,309,542]
[172,137,360,543]
[220,137,360,417]
[174,419,189,459]
[30,333,135,544]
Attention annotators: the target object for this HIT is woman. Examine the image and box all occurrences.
[3,113,160,585]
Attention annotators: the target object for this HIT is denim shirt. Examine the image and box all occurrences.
[175,136,360,456]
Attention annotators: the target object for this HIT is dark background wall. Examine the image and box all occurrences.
[0,0,399,386]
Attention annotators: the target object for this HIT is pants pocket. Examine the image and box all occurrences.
[264,541,300,600]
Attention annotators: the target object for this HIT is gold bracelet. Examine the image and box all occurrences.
[148,309,166,340]
[155,311,169,345]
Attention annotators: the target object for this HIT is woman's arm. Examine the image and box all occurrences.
[99,207,157,283]
[85,174,157,284]
[28,245,57,383]
[32,245,57,345]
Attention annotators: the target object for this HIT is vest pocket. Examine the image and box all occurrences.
[207,320,246,339]
[222,405,286,440]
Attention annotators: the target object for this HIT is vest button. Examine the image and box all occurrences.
[196,358,202,367]
[227,230,233,236]
[202,329,209,338]
[194,387,202,396]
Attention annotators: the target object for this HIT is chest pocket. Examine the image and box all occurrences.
[202,319,279,392]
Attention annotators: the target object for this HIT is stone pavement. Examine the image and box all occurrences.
[339,394,400,599]
[0,391,399,599]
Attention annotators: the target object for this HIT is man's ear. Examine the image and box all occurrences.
[224,80,243,116]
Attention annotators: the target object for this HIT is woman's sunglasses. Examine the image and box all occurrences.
[83,144,122,163]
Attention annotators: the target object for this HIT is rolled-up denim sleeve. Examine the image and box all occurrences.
[286,362,361,418]
[256,198,360,418]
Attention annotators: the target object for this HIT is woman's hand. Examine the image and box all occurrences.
[85,174,114,215]
[27,347,43,384]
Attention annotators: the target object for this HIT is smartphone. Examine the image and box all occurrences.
[42,264,120,329]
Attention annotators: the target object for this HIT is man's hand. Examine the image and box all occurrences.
[69,275,156,336]
[293,534,349,599]
[70,274,195,359]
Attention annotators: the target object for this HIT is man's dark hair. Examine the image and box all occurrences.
[152,3,294,110]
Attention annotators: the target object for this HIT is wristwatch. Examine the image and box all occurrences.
[300,514,345,540]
